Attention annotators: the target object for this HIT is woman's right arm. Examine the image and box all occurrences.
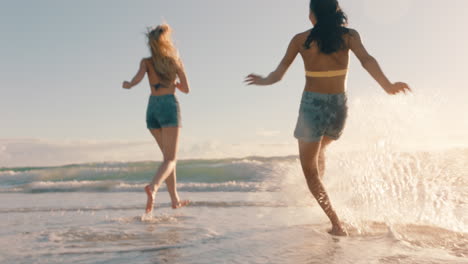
[245,34,300,86]
[122,59,147,89]
[349,29,411,95]
[175,60,190,94]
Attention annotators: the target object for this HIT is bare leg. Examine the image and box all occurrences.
[164,167,180,206]
[164,167,189,209]
[318,136,335,179]
[149,129,188,209]
[145,129,163,213]
[299,139,347,236]
[145,127,186,213]
[145,184,154,214]
[318,150,326,179]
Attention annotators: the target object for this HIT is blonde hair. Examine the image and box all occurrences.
[146,24,180,86]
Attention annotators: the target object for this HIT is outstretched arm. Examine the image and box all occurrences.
[175,60,190,94]
[245,35,300,86]
[123,59,147,89]
[349,29,411,95]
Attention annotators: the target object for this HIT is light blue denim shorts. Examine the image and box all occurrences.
[146,94,181,129]
[294,91,348,142]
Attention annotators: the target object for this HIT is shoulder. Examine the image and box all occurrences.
[293,30,310,41]
[343,28,362,47]
[346,28,360,39]
[140,57,152,70]
[289,31,309,48]
[141,57,151,65]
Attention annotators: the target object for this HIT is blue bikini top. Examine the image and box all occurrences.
[153,83,166,90]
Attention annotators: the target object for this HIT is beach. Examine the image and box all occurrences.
[1,150,466,264]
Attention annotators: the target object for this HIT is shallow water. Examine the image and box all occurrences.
[0,150,467,263]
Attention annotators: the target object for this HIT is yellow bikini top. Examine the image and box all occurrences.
[305,69,348,78]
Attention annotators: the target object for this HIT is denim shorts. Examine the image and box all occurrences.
[294,91,348,142]
[146,94,181,129]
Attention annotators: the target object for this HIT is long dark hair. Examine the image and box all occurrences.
[304,0,349,54]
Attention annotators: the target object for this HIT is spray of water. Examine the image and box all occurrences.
[259,94,467,235]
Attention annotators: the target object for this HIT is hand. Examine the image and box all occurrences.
[175,82,181,89]
[122,81,132,89]
[245,74,266,86]
[384,82,412,95]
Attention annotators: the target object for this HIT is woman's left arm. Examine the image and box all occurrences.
[123,59,147,89]
[245,35,300,86]
[175,60,190,94]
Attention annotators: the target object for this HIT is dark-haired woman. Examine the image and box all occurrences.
[246,0,410,236]
[123,24,190,214]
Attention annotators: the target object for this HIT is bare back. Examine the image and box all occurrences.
[144,58,177,96]
[295,31,351,94]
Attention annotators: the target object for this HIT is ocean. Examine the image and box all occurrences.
[0,148,467,263]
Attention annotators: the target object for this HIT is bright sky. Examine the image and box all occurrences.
[1,0,467,166]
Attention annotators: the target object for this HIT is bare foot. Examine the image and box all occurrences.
[328,225,348,236]
[145,185,155,213]
[172,200,190,209]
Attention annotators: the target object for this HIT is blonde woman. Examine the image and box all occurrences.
[123,24,190,214]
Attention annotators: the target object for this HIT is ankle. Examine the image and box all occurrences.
[332,223,344,229]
